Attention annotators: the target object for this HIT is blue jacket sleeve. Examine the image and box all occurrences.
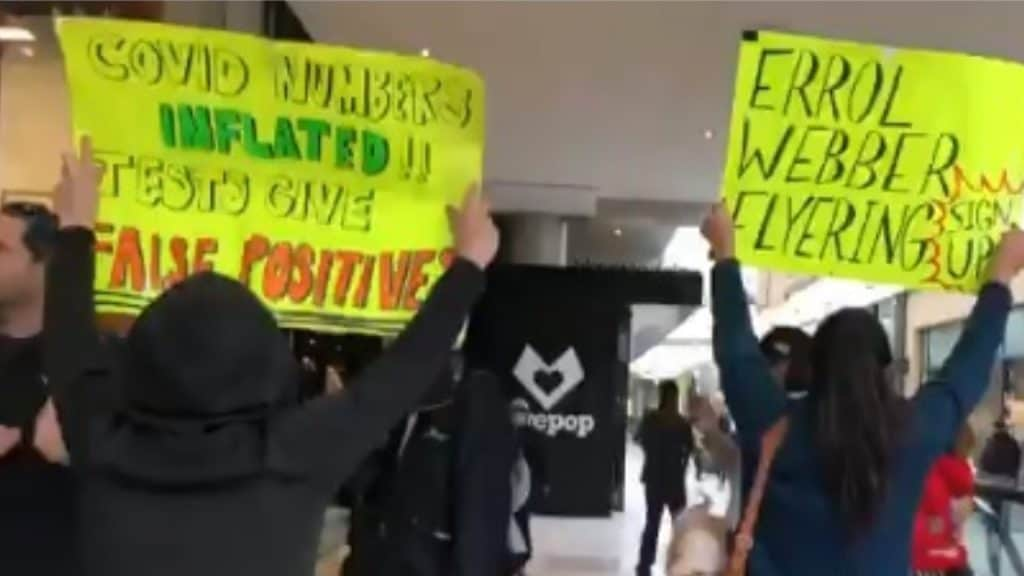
[711,260,786,450]
[913,283,1011,458]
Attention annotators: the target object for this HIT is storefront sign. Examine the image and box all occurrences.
[724,30,1024,292]
[467,267,620,517]
[57,18,485,334]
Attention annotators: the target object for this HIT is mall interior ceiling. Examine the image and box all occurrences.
[292,0,1024,267]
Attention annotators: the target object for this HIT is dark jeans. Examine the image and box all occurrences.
[637,484,685,574]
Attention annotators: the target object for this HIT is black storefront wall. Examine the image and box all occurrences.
[467,264,701,517]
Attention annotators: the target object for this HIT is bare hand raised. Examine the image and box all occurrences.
[451,185,499,270]
[700,203,735,261]
[990,227,1024,286]
[54,135,104,230]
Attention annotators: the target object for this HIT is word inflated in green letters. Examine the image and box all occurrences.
[723,31,1024,292]
[58,18,485,334]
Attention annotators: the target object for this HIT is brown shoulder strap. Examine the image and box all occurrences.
[725,417,789,576]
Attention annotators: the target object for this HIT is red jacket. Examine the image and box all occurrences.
[911,455,974,571]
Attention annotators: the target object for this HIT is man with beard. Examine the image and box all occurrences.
[0,201,75,575]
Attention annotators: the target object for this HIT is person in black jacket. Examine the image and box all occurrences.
[344,361,519,576]
[635,380,695,576]
[43,137,499,576]
[0,202,78,576]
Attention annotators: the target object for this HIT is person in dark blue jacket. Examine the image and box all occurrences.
[701,203,1024,575]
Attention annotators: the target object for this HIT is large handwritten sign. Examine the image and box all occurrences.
[723,30,1024,292]
[57,18,485,334]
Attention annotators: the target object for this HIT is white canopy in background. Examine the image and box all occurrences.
[631,276,904,381]
[759,278,904,331]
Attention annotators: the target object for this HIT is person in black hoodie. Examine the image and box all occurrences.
[43,137,499,576]
[0,201,79,576]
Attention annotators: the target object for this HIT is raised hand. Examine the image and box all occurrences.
[54,135,104,230]
[0,425,22,459]
[33,399,68,465]
[990,227,1024,286]
[451,185,499,270]
[701,203,735,262]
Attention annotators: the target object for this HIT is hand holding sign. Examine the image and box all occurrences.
[55,135,104,231]
[990,227,1024,286]
[702,203,736,262]
[451,186,499,270]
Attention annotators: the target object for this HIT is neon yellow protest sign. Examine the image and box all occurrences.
[58,17,485,334]
[723,31,1024,292]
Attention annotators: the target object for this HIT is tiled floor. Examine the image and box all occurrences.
[965,504,1024,576]
[319,442,726,576]
[527,443,723,576]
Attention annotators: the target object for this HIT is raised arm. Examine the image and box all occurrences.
[914,296,1011,456]
[913,229,1024,458]
[273,189,498,489]
[704,205,786,448]
[43,137,109,464]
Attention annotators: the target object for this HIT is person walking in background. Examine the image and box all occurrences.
[43,138,500,576]
[668,392,734,576]
[635,381,694,576]
[912,424,976,576]
[702,203,1024,575]
[978,399,1024,575]
[688,392,740,525]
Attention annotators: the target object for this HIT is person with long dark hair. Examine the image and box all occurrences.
[702,203,1024,574]
[43,138,499,576]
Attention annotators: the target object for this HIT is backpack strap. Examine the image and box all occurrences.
[726,417,789,576]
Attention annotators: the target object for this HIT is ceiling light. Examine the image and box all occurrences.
[420,48,431,57]
[0,27,35,43]
[613,228,623,237]
[703,129,714,140]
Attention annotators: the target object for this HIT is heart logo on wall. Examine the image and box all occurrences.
[533,369,564,390]
[513,345,585,411]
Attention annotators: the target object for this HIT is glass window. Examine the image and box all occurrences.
[1005,308,1024,358]
[875,299,898,353]
[922,322,964,381]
